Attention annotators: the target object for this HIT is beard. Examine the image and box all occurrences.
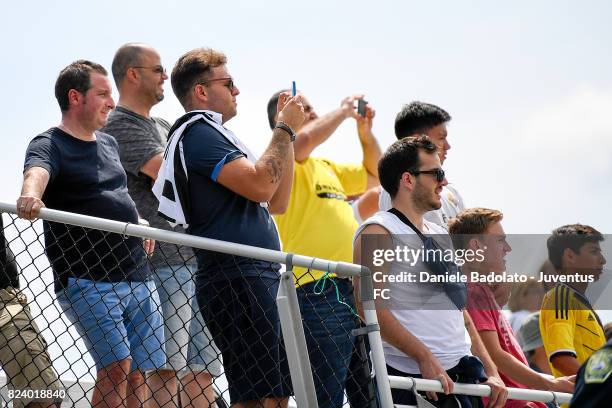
[412,183,442,213]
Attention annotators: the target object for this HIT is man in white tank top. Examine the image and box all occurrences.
[353,136,507,407]
[378,101,465,229]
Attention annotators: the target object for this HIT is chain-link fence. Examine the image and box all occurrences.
[0,202,392,408]
[0,202,574,408]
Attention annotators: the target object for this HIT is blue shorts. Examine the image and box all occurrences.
[57,277,166,372]
[153,265,222,375]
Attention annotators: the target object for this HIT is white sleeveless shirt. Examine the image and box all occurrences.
[355,211,472,373]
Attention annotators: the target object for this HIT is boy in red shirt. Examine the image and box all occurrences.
[449,208,574,408]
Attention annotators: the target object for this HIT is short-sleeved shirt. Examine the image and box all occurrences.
[181,120,281,282]
[273,157,367,286]
[540,283,605,377]
[0,216,19,290]
[24,128,150,291]
[467,283,547,408]
[102,107,195,269]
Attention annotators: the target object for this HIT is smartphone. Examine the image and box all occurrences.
[292,81,296,96]
[357,99,367,117]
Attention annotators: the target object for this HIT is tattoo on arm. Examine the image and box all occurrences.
[264,157,283,184]
[260,129,292,184]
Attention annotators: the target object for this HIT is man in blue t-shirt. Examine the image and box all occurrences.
[102,43,222,407]
[162,48,305,407]
[17,60,165,408]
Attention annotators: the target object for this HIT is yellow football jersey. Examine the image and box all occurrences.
[539,283,605,377]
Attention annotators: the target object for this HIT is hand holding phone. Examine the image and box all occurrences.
[357,98,367,117]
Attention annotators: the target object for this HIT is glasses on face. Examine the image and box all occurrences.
[409,168,446,182]
[132,65,166,75]
[199,77,235,92]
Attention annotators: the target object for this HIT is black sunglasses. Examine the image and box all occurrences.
[409,168,445,182]
[132,65,166,75]
[199,77,235,92]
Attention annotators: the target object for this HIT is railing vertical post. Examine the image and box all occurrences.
[359,266,395,408]
[277,254,318,407]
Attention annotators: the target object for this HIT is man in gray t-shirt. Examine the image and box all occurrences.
[107,109,191,268]
[102,43,221,407]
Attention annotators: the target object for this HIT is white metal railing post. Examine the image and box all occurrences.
[277,254,318,407]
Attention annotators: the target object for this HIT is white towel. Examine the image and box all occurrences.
[153,110,264,227]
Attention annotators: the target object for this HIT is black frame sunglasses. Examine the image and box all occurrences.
[199,77,235,92]
[409,168,445,182]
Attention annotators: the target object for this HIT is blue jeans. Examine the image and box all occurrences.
[57,278,166,372]
[153,265,222,376]
[297,278,357,408]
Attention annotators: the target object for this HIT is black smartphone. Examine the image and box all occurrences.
[357,99,367,117]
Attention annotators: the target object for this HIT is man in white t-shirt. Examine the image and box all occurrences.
[378,101,464,229]
[354,136,507,407]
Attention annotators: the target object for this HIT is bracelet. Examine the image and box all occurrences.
[274,121,296,142]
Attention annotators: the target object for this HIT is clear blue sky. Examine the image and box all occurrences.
[3,0,611,234]
[1,0,611,378]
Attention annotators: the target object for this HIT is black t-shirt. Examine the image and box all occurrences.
[182,119,281,282]
[0,216,19,290]
[24,128,150,291]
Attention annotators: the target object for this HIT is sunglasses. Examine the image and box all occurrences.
[199,77,235,92]
[132,65,166,75]
[409,168,445,182]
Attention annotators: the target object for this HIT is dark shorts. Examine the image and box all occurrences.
[196,275,291,404]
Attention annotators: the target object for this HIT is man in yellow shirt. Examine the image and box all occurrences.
[540,224,607,378]
[266,91,381,408]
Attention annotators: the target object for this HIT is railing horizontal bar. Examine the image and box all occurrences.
[389,375,572,404]
[0,202,362,277]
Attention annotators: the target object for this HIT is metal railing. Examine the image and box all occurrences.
[389,376,572,406]
[0,201,574,407]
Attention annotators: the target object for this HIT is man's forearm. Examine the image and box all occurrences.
[490,347,550,389]
[18,166,50,219]
[464,312,499,376]
[294,109,347,161]
[360,135,382,179]
[255,129,294,194]
[268,147,294,214]
[21,167,50,198]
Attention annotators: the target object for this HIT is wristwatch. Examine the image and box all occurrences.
[274,121,296,142]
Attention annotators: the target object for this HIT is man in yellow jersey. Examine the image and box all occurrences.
[266,91,381,408]
[540,224,607,377]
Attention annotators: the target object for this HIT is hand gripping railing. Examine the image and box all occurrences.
[390,376,572,407]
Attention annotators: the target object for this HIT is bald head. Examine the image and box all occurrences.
[111,43,150,88]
